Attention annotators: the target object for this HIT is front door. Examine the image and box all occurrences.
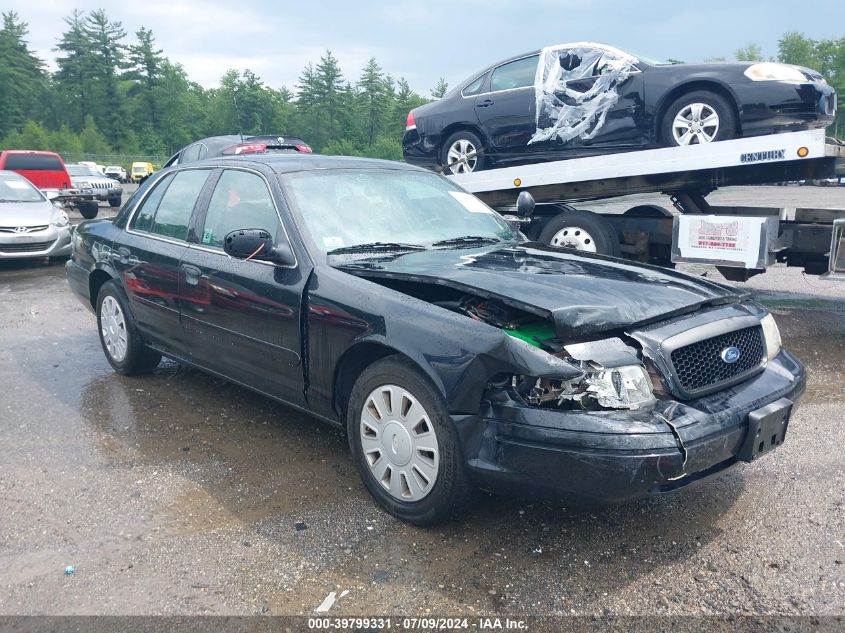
[179,167,308,405]
[113,169,213,356]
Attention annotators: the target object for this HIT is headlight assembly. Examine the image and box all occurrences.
[511,363,655,411]
[51,210,70,227]
[744,63,807,83]
[760,313,782,361]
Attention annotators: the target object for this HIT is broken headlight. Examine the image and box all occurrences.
[760,313,782,361]
[513,364,655,410]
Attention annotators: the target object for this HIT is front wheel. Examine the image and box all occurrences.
[537,210,621,257]
[96,281,162,375]
[347,356,473,525]
[108,197,121,208]
[661,90,736,146]
[441,130,485,175]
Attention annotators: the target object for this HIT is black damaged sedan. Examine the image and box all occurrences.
[67,155,805,524]
[404,42,836,174]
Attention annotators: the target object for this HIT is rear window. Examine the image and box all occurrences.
[3,153,64,171]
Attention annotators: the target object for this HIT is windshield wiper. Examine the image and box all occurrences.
[327,241,426,255]
[431,235,501,247]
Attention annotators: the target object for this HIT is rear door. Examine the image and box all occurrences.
[473,55,539,160]
[114,168,213,357]
[179,166,309,405]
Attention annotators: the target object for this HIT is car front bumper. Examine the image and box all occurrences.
[0,225,72,259]
[735,80,836,135]
[456,349,806,502]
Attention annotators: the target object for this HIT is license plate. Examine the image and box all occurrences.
[738,398,792,462]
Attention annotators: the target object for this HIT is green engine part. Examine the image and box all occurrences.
[503,322,556,348]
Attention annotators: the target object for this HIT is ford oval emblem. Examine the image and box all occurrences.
[721,346,741,364]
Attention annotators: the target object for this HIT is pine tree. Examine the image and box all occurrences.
[54,10,93,131]
[430,77,449,99]
[357,57,388,146]
[82,10,127,142]
[0,12,47,138]
[126,27,165,133]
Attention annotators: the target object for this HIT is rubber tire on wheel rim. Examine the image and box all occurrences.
[661,90,736,147]
[347,356,473,525]
[109,197,121,208]
[96,280,162,375]
[441,130,485,174]
[79,202,99,219]
[538,210,621,257]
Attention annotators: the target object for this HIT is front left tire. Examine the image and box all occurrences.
[661,90,736,146]
[96,280,162,375]
[347,356,473,525]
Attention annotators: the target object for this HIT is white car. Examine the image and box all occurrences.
[0,170,72,260]
[103,165,127,183]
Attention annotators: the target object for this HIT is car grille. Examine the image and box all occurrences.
[0,239,56,253]
[669,325,765,396]
[0,225,49,233]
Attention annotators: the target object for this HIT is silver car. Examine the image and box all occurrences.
[66,164,123,207]
[0,170,72,259]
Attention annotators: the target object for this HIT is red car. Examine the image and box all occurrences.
[0,150,72,190]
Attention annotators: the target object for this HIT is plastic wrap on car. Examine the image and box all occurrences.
[529,43,638,145]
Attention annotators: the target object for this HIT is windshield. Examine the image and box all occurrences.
[282,169,520,253]
[0,172,44,202]
[67,165,97,176]
[132,166,147,173]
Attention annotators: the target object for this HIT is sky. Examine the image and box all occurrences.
[5,0,845,95]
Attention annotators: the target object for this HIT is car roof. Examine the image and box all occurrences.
[188,153,427,175]
[1,149,63,157]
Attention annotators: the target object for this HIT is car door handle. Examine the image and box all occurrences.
[181,264,202,286]
[476,99,494,108]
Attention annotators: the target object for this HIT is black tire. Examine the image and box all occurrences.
[347,356,473,526]
[96,280,161,375]
[108,197,121,208]
[441,129,486,174]
[537,209,621,257]
[79,201,99,219]
[661,90,736,147]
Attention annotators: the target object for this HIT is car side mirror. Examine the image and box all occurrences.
[516,191,535,217]
[223,229,296,266]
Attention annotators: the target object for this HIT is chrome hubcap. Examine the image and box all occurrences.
[446,139,478,174]
[549,226,598,252]
[672,103,719,145]
[360,384,439,502]
[100,295,128,362]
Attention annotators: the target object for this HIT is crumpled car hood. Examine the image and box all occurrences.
[335,243,747,338]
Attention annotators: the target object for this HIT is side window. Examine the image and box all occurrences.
[149,170,211,241]
[490,56,538,92]
[180,143,202,163]
[199,170,280,249]
[131,173,175,232]
[197,144,208,161]
[462,73,486,96]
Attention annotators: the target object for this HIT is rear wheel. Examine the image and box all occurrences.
[441,130,485,174]
[96,281,161,375]
[661,90,736,146]
[347,356,473,525]
[538,210,621,257]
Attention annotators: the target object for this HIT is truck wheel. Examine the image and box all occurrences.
[109,197,121,208]
[441,130,485,175]
[538,210,621,257]
[347,356,473,526]
[79,202,99,219]
[661,90,736,146]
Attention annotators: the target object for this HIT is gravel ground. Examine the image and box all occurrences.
[0,185,842,618]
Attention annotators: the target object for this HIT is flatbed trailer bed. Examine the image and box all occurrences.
[447,129,845,279]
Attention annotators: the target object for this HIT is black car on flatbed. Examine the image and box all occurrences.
[67,154,805,524]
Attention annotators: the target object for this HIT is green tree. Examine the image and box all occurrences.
[126,27,165,134]
[356,57,389,146]
[54,10,93,130]
[430,77,448,99]
[79,115,112,154]
[0,12,47,139]
[82,10,127,141]
[735,44,765,61]
[314,50,345,147]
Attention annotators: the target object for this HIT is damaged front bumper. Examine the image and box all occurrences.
[456,348,805,502]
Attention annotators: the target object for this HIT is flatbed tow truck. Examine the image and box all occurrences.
[447,129,845,280]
